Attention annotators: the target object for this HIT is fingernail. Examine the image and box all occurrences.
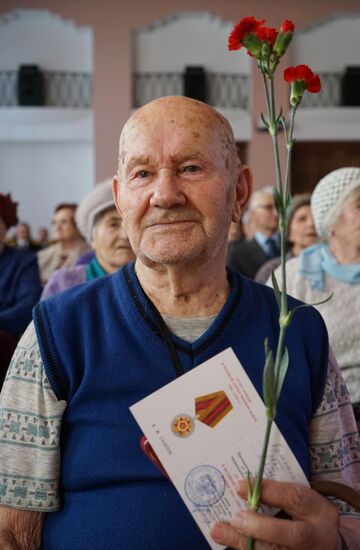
[211,523,224,542]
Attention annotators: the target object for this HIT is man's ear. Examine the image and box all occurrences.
[232,165,253,223]
[112,175,122,216]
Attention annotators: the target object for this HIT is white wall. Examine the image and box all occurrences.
[291,13,360,71]
[0,142,93,234]
[0,9,94,234]
[133,11,250,74]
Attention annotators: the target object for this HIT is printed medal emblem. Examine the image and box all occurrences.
[195,390,233,428]
[171,414,195,438]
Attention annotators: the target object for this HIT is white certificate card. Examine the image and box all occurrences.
[130,347,308,550]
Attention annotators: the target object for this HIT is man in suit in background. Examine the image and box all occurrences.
[227,186,280,278]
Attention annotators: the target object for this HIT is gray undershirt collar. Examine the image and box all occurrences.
[162,314,217,343]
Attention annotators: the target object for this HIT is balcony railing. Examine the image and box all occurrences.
[133,71,345,110]
[133,72,249,109]
[0,70,92,108]
[300,72,342,107]
[0,70,346,110]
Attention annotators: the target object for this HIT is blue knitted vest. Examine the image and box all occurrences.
[33,264,328,550]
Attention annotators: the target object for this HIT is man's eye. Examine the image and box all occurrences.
[137,170,150,179]
[180,165,200,174]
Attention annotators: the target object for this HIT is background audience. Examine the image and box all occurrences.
[35,226,49,248]
[37,202,89,285]
[41,180,135,299]
[0,193,42,387]
[7,221,41,253]
[227,185,280,278]
[255,193,318,283]
[268,167,360,429]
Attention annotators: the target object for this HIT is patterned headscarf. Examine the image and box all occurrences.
[311,167,360,239]
[0,193,18,229]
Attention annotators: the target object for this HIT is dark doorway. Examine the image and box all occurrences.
[291,141,360,194]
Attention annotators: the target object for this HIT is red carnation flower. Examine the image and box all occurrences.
[273,19,295,58]
[228,16,264,51]
[306,75,321,93]
[284,64,321,106]
[280,20,295,34]
[284,64,321,90]
[256,26,278,46]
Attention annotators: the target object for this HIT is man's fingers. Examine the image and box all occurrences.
[236,478,334,520]
[230,510,314,548]
[211,522,246,549]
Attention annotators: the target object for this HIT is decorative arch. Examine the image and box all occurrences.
[133,11,249,74]
[0,9,92,71]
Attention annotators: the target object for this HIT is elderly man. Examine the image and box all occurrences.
[228,186,280,279]
[0,97,359,549]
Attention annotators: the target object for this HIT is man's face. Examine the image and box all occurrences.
[91,208,135,273]
[115,98,249,268]
[17,223,30,241]
[251,192,278,234]
[52,208,79,243]
[37,228,48,242]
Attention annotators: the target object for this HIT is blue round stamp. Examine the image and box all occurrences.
[184,465,226,507]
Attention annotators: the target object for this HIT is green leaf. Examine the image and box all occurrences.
[276,347,289,399]
[287,292,334,324]
[260,112,269,129]
[271,270,281,312]
[285,192,292,216]
[263,340,275,411]
[275,106,283,124]
[272,187,283,216]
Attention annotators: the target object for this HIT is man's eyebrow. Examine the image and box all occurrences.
[170,152,209,163]
[125,155,152,171]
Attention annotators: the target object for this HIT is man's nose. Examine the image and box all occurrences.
[149,170,186,208]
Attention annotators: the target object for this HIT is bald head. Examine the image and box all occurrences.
[118,96,240,180]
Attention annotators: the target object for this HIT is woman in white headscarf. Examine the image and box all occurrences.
[268,167,360,428]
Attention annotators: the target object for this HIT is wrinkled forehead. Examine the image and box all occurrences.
[118,98,237,171]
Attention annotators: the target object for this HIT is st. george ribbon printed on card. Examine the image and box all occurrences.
[130,348,309,550]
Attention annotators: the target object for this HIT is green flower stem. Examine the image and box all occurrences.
[246,72,295,550]
[261,71,271,122]
[280,105,297,314]
[269,79,283,196]
[273,325,287,404]
[246,325,287,550]
[246,418,273,550]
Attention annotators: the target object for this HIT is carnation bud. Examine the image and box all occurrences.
[273,29,293,58]
[290,80,306,106]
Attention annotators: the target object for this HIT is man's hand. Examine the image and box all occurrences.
[210,479,341,549]
[0,507,45,550]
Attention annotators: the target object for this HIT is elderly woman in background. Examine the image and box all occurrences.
[0,194,42,386]
[268,167,360,428]
[41,180,135,299]
[37,202,89,286]
[255,193,318,283]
